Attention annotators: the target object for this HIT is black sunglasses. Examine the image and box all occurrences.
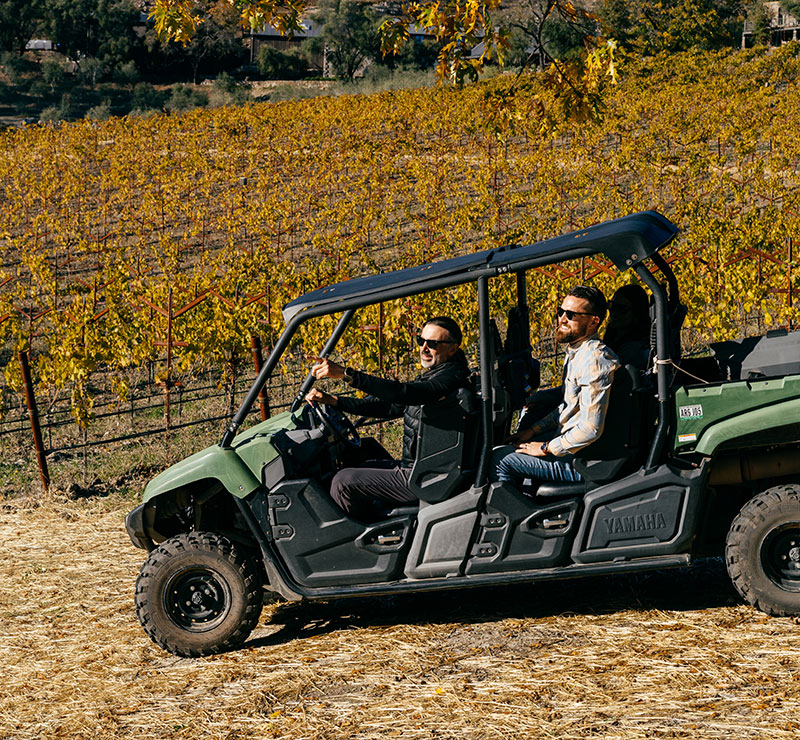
[416,335,456,349]
[556,306,598,321]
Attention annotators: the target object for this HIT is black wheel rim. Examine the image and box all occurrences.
[164,567,231,632]
[761,523,800,592]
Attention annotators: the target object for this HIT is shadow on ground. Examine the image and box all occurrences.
[247,558,741,650]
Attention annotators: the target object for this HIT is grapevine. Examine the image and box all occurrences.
[1,47,800,440]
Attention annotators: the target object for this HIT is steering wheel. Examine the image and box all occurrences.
[308,402,361,448]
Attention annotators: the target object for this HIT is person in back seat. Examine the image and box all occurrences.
[513,284,650,435]
[306,317,469,521]
[492,286,619,488]
[604,284,650,370]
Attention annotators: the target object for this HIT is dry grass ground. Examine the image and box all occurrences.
[2,492,800,740]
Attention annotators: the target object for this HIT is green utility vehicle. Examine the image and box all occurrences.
[126,211,800,657]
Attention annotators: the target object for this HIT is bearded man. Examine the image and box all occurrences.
[492,286,620,488]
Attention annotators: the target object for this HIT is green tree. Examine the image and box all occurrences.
[597,0,745,53]
[306,0,381,81]
[41,56,66,92]
[748,1,774,44]
[41,0,139,66]
[781,0,800,19]
[145,0,246,83]
[256,45,307,79]
[0,0,44,54]
[113,59,139,88]
[76,56,105,88]
[130,80,166,110]
[501,0,598,70]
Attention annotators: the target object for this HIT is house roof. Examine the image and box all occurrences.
[281,210,679,322]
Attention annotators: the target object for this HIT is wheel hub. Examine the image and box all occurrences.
[164,567,231,632]
[762,525,800,591]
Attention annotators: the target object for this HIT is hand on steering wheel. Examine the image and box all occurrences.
[308,401,361,448]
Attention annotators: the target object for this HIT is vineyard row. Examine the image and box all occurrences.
[1,46,800,449]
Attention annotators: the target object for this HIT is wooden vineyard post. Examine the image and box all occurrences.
[164,287,173,434]
[788,237,794,331]
[250,335,270,421]
[19,350,50,493]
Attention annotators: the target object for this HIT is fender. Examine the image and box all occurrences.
[694,399,800,456]
[674,377,800,455]
[142,411,299,503]
[143,445,260,503]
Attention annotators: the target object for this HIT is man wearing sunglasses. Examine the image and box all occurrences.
[305,316,470,521]
[493,285,620,488]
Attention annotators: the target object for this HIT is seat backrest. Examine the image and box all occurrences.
[407,386,480,503]
[486,314,542,442]
[487,319,513,441]
[572,364,650,484]
[501,306,541,411]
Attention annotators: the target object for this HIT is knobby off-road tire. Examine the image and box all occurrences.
[726,484,800,616]
[135,532,263,657]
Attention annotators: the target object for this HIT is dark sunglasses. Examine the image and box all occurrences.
[556,307,598,321]
[416,335,456,349]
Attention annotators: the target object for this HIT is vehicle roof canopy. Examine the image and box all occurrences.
[282,210,679,323]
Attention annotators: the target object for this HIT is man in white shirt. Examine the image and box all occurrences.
[492,285,620,487]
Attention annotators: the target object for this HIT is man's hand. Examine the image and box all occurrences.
[309,356,346,380]
[305,388,338,406]
[505,427,534,445]
[516,441,547,458]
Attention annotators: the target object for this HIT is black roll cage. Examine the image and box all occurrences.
[221,211,681,478]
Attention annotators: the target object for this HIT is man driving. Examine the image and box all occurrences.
[305,316,470,521]
[492,286,620,487]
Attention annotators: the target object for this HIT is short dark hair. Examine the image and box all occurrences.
[568,285,608,322]
[423,316,462,344]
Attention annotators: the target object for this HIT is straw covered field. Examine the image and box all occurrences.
[1,491,799,740]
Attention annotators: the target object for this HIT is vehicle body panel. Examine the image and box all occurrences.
[673,376,800,455]
[142,411,298,503]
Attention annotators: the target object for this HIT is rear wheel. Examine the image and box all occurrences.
[135,532,263,657]
[725,484,800,616]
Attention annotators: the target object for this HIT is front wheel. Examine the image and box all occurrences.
[725,484,800,616]
[134,532,263,657]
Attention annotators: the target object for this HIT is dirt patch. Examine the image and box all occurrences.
[1,495,799,739]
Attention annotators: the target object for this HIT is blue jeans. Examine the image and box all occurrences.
[490,445,582,486]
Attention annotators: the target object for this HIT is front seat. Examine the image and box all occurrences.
[407,386,480,503]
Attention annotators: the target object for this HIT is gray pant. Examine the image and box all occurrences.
[329,459,416,521]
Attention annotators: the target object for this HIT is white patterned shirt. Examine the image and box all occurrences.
[531,334,620,457]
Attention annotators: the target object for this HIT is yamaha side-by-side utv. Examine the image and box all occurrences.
[126,210,800,657]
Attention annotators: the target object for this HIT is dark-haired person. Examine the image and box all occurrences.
[306,316,470,521]
[604,283,651,370]
[493,286,620,488]
[515,283,651,434]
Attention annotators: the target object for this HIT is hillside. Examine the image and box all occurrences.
[1,45,800,486]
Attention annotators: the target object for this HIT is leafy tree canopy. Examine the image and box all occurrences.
[597,0,745,54]
[150,0,510,83]
[306,0,381,81]
[0,0,44,54]
[780,0,800,21]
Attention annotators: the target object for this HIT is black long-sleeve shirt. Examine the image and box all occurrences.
[336,351,470,465]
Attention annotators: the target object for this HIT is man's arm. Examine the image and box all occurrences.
[547,369,615,457]
[347,369,463,405]
[309,356,466,406]
[304,386,403,420]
